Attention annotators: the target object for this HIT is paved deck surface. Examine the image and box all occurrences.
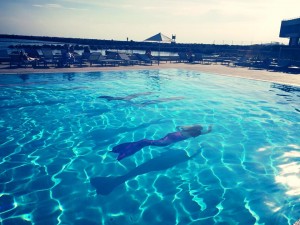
[1,62,300,87]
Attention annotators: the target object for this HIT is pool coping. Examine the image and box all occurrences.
[1,63,300,87]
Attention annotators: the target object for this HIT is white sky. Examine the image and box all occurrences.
[0,0,299,44]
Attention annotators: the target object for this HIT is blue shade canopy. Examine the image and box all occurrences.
[144,33,172,42]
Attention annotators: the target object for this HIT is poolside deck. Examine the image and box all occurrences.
[1,62,300,87]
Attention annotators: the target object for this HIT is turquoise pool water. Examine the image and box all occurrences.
[0,69,299,225]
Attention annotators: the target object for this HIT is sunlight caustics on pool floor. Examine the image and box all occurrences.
[0,69,300,225]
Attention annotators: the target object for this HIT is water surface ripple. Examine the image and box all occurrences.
[0,69,299,225]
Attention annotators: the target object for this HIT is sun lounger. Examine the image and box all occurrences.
[78,52,91,66]
[24,48,41,59]
[94,52,122,66]
[202,55,218,65]
[98,55,121,66]
[286,61,300,74]
[0,49,11,64]
[216,57,236,66]
[232,57,252,67]
[104,53,123,66]
[268,59,291,72]
[177,52,188,63]
[249,58,271,70]
[117,53,139,65]
[152,55,178,63]
[40,48,59,67]
[287,65,300,74]
[135,53,153,65]
[193,53,203,64]
[128,54,142,65]
[68,52,83,67]
[56,48,76,68]
[9,54,22,68]
[89,52,101,66]
[89,52,121,67]
[9,53,37,68]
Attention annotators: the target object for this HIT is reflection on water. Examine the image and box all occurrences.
[272,84,300,94]
[275,145,300,196]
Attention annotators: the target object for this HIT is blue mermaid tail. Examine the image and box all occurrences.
[112,132,188,161]
[98,96,122,101]
[112,139,151,161]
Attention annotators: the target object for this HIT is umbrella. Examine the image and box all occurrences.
[144,33,172,65]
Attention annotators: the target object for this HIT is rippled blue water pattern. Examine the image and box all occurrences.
[0,69,300,225]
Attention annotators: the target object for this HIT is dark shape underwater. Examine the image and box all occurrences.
[137,96,185,106]
[98,92,153,101]
[90,149,200,195]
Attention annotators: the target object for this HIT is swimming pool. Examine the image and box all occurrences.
[0,69,299,225]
